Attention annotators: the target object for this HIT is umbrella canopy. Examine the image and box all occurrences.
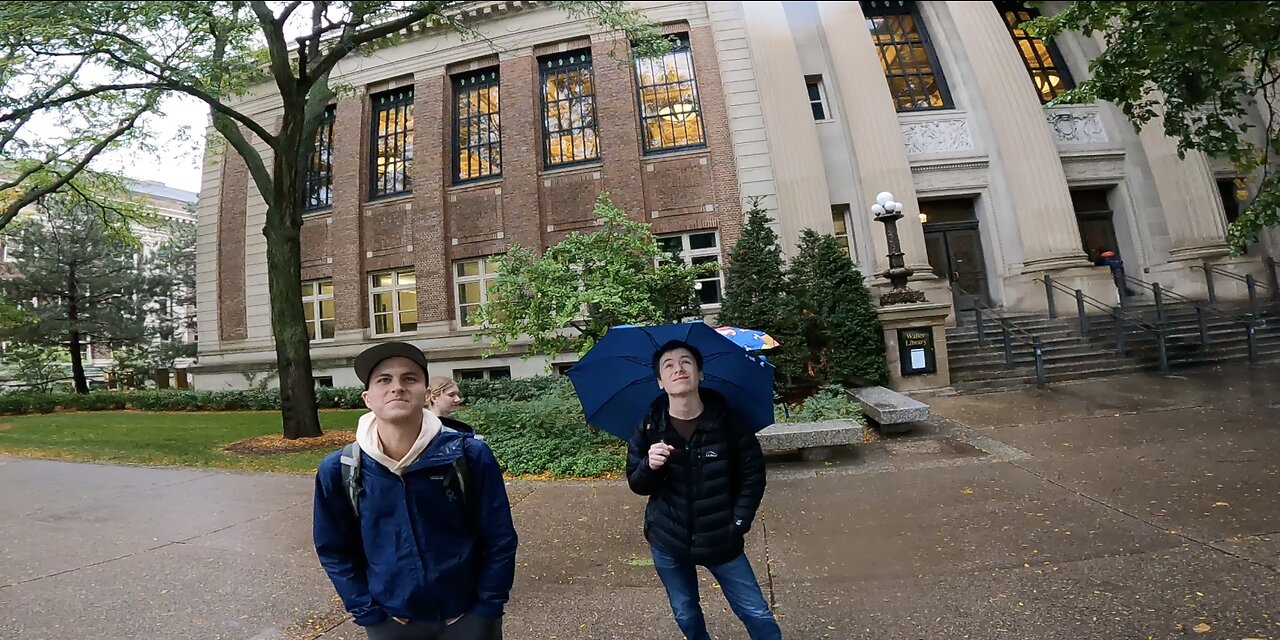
[566,322,776,439]
[714,326,781,351]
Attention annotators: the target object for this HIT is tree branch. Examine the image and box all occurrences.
[249,0,298,93]
[310,2,450,81]
[0,101,153,230]
[211,114,274,205]
[0,82,158,126]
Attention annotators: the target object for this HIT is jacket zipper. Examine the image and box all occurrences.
[687,431,699,544]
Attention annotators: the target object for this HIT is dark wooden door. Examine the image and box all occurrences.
[924,223,989,310]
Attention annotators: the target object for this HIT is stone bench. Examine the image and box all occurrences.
[849,386,930,434]
[757,420,862,461]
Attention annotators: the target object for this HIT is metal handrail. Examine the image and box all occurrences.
[1119,271,1264,364]
[1038,274,1172,371]
[1118,272,1249,326]
[1191,258,1279,316]
[954,288,1048,387]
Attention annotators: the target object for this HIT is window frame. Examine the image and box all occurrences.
[454,257,501,329]
[658,230,724,308]
[368,269,419,336]
[830,204,856,260]
[634,33,708,155]
[861,0,955,112]
[805,75,833,122]
[368,87,415,199]
[540,49,601,169]
[455,366,511,381]
[302,279,335,342]
[303,104,337,212]
[452,68,503,184]
[994,1,1075,104]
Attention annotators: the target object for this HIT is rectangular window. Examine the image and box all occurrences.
[806,75,831,121]
[304,104,336,211]
[995,1,1075,104]
[658,231,722,307]
[541,50,600,167]
[454,69,502,183]
[635,33,706,153]
[314,376,335,388]
[831,204,854,259]
[369,88,414,198]
[455,257,501,328]
[302,279,335,342]
[862,1,953,111]
[455,367,511,381]
[369,269,418,335]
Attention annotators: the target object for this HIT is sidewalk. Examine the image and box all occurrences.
[2,365,1278,639]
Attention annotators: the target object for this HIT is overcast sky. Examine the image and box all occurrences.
[94,94,211,196]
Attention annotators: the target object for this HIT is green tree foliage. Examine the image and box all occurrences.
[775,230,887,394]
[142,220,197,368]
[1,192,152,393]
[716,197,787,337]
[1028,1,1280,250]
[475,192,708,362]
[2,343,69,393]
[0,1,669,437]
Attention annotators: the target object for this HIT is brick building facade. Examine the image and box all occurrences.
[196,2,745,388]
[195,1,1279,389]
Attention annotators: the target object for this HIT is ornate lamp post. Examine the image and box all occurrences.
[872,191,926,306]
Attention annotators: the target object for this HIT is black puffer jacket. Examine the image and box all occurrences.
[626,389,767,566]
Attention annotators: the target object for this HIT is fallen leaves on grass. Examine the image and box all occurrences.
[221,430,356,455]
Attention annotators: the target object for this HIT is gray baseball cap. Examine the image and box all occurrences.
[354,341,429,388]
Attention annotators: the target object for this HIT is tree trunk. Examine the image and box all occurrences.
[66,261,89,394]
[266,107,322,439]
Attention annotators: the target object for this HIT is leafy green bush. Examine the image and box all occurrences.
[455,384,624,478]
[458,375,572,403]
[776,385,866,424]
[0,392,60,415]
[60,391,128,412]
[316,386,364,409]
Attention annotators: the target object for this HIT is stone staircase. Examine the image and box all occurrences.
[947,298,1280,393]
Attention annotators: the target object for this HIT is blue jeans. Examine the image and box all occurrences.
[650,545,782,640]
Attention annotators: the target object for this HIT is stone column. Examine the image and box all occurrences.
[1141,122,1230,261]
[815,0,932,277]
[742,0,833,255]
[946,1,1090,272]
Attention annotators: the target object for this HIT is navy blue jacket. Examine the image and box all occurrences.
[313,429,517,627]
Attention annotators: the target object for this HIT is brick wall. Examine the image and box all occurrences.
[218,15,744,348]
[216,151,248,342]
[330,95,367,332]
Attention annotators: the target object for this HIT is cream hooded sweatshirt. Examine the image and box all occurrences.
[355,409,443,475]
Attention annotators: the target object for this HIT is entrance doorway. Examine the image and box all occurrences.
[921,198,989,310]
[1070,188,1120,264]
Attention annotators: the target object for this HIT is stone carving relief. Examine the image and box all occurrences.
[1046,109,1108,144]
[899,118,975,155]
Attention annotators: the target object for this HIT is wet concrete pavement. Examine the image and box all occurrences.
[2,366,1278,639]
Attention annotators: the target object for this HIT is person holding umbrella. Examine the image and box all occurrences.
[626,339,782,640]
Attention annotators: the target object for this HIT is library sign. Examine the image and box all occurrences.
[897,326,937,377]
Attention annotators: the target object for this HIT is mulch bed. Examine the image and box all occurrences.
[222,429,355,455]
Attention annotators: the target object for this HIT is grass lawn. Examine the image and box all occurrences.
[0,410,367,474]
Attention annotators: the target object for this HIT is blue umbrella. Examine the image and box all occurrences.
[566,322,776,440]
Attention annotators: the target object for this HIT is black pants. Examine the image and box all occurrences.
[365,614,502,640]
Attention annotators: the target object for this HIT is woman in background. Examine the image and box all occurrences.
[428,376,476,435]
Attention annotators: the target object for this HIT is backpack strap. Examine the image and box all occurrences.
[339,442,362,519]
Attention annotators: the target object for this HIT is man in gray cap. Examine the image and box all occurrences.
[313,341,517,640]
